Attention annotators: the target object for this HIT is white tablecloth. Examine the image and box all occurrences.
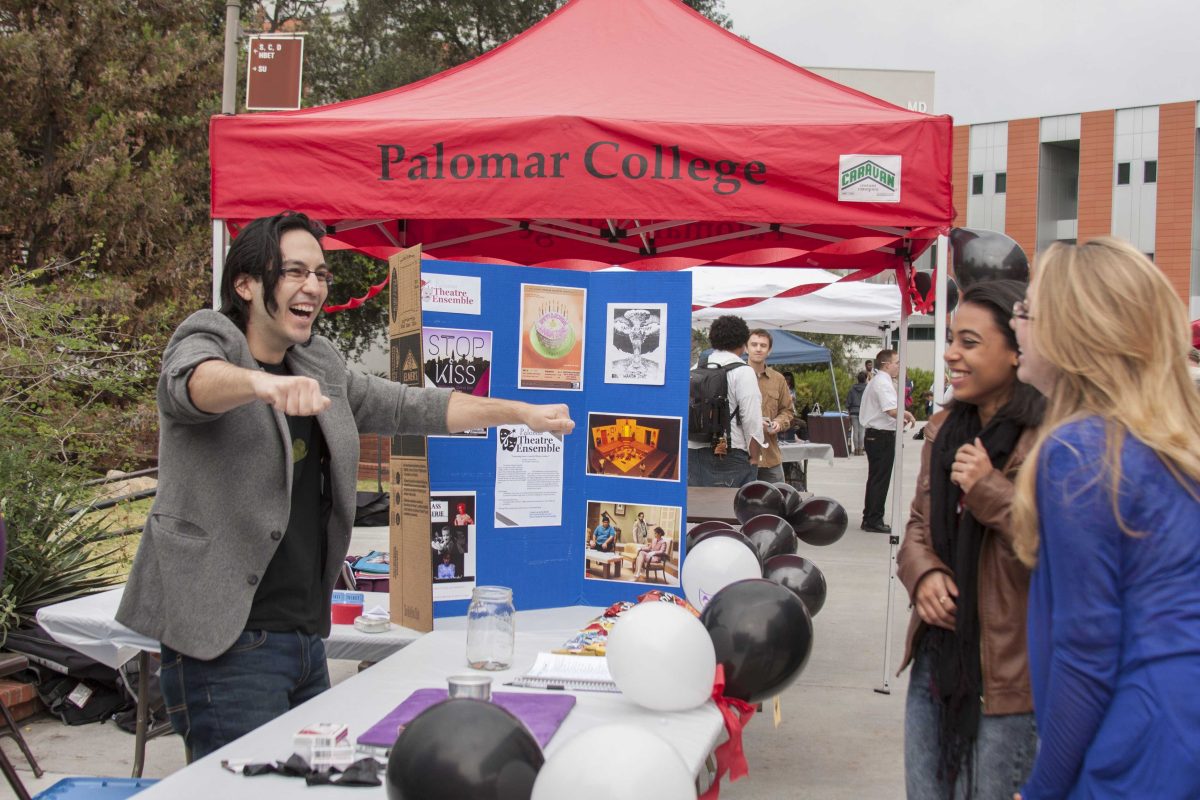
[135,606,724,798]
[778,441,835,466]
[35,587,422,667]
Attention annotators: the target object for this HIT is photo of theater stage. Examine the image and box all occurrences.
[586,412,681,481]
[584,500,682,586]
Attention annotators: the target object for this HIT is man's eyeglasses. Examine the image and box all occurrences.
[278,266,335,286]
[1013,300,1034,321]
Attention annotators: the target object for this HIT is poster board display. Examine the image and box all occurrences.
[412,259,691,616]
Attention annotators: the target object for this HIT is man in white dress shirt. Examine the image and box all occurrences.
[859,349,914,532]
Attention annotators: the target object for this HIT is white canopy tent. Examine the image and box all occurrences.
[688,267,901,336]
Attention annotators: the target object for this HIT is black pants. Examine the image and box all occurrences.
[862,428,896,526]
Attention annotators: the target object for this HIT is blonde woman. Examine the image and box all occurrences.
[1011,238,1200,799]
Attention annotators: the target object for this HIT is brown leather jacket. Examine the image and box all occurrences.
[896,410,1036,715]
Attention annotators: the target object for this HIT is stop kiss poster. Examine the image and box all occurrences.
[423,326,492,438]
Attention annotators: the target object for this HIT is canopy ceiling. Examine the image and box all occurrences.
[210,0,954,274]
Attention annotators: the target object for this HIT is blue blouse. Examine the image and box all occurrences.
[1021,417,1200,799]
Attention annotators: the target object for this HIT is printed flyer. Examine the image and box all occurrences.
[423,327,492,437]
[430,491,477,601]
[494,425,564,527]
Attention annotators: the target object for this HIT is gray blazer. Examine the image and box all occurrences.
[116,310,451,659]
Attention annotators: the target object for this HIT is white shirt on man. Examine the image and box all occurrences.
[859,371,898,431]
[687,349,765,453]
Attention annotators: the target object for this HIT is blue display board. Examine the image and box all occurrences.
[421,261,691,616]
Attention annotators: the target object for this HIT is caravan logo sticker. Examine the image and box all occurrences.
[838,155,901,203]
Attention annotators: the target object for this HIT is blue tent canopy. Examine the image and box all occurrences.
[763,330,830,366]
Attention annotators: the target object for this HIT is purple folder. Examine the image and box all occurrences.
[357,688,576,752]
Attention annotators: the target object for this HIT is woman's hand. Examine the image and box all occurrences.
[951,437,993,494]
[914,571,959,630]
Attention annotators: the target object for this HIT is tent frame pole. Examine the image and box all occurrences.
[875,259,911,695]
[932,234,949,411]
[212,220,227,310]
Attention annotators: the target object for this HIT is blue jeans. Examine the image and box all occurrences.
[688,447,756,487]
[160,630,331,761]
[905,644,1037,799]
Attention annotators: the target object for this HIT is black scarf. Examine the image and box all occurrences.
[923,402,1023,795]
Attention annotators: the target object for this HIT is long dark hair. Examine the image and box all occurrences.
[219,211,325,331]
[952,279,1044,426]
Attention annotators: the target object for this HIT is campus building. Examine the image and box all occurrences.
[954,103,1200,318]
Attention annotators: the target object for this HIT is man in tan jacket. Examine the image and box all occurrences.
[747,329,795,482]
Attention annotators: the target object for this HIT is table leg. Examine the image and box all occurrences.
[132,650,149,778]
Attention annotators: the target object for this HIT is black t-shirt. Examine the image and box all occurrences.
[245,360,327,634]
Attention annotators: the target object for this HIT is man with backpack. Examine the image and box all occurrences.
[687,315,764,487]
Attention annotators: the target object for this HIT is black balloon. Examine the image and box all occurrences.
[912,272,960,313]
[949,227,1030,289]
[733,481,785,525]
[686,520,737,551]
[790,496,848,547]
[700,579,814,703]
[386,699,543,800]
[764,554,828,617]
[740,514,798,564]
[772,482,804,520]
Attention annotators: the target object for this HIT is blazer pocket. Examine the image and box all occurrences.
[149,512,211,542]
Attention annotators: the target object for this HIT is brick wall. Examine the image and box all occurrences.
[1154,101,1197,303]
[1077,110,1116,242]
[1006,118,1041,260]
[357,433,389,484]
[952,124,969,228]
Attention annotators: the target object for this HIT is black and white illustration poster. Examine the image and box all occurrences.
[605,303,666,385]
[430,491,476,601]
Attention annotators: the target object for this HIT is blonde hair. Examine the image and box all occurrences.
[1012,237,1200,566]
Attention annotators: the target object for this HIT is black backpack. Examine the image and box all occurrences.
[688,360,750,447]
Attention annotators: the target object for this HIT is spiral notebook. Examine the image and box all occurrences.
[506,652,619,693]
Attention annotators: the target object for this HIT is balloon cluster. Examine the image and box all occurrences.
[385,483,850,800]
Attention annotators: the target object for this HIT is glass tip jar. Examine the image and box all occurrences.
[465,586,516,670]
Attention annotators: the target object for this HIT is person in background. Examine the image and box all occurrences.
[687,315,764,487]
[631,511,649,545]
[859,349,916,533]
[1011,238,1200,800]
[436,553,456,580]
[115,211,575,761]
[865,358,876,381]
[897,280,1044,799]
[847,370,869,455]
[747,329,795,483]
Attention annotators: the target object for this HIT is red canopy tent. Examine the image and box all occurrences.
[209,0,955,694]
[210,0,953,277]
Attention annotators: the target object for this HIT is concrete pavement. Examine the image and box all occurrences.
[5,428,925,799]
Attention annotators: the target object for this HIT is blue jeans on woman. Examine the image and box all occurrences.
[160,629,330,761]
[905,643,1037,799]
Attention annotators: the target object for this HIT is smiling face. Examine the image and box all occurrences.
[236,228,328,363]
[945,301,1019,416]
[1011,294,1059,395]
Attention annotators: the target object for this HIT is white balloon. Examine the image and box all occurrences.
[533,724,695,800]
[681,535,761,611]
[606,602,716,712]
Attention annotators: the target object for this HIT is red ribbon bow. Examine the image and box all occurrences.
[699,664,756,800]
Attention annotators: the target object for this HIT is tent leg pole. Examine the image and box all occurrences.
[877,277,911,694]
[932,234,949,411]
[212,220,227,310]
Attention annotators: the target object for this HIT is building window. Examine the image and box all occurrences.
[1117,162,1130,185]
[1144,160,1157,183]
[971,174,984,195]
[994,172,1007,194]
